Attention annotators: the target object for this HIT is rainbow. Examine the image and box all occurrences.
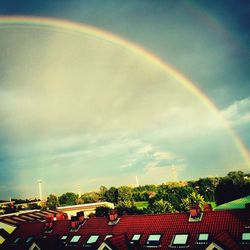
[0,15,249,167]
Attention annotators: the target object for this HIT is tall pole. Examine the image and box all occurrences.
[38,180,42,201]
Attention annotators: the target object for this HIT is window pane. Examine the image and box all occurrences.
[198,233,209,241]
[242,233,250,241]
[70,236,81,243]
[61,236,67,240]
[173,234,188,245]
[132,234,141,241]
[148,234,161,241]
[26,237,33,243]
[87,235,99,244]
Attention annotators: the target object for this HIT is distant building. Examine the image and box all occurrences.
[56,202,114,218]
[1,206,250,249]
[0,210,58,246]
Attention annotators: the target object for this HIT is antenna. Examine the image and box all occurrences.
[135,176,139,187]
[37,180,43,201]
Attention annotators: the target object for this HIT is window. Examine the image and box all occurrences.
[130,234,141,243]
[86,235,99,244]
[13,237,21,244]
[242,232,250,242]
[69,235,81,246]
[145,234,161,247]
[172,234,188,246]
[197,233,209,244]
[61,235,68,241]
[26,237,34,243]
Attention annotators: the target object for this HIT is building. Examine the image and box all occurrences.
[56,202,114,218]
[0,210,58,246]
[1,205,250,249]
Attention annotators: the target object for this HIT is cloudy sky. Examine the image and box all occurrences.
[0,0,249,199]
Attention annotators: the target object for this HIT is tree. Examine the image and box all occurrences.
[181,192,205,211]
[147,199,176,214]
[95,206,110,217]
[46,194,59,210]
[104,187,118,204]
[117,186,134,208]
[59,192,77,206]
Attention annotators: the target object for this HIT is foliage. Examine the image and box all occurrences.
[95,206,110,217]
[147,199,176,214]
[104,187,118,204]
[215,171,250,205]
[181,191,205,211]
[46,194,59,210]
[81,192,101,204]
[59,192,77,206]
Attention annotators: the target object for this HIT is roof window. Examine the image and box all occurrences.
[130,234,141,244]
[13,237,21,244]
[171,234,189,247]
[61,235,68,241]
[69,235,81,246]
[242,232,250,243]
[145,234,161,247]
[86,235,99,244]
[26,236,34,244]
[196,233,209,244]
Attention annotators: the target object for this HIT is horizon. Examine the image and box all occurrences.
[0,1,249,199]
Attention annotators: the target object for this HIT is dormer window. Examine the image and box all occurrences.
[196,233,209,244]
[145,234,161,247]
[13,237,21,245]
[61,235,67,241]
[171,234,189,247]
[130,234,141,244]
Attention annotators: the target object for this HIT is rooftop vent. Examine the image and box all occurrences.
[189,204,203,222]
[108,209,120,225]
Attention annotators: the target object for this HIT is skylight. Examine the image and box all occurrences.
[70,235,81,243]
[26,237,33,243]
[132,234,141,241]
[145,234,161,247]
[198,233,209,241]
[172,234,188,245]
[61,235,67,240]
[13,237,21,244]
[86,235,99,244]
[242,232,250,241]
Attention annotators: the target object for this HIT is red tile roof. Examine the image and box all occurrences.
[1,208,250,249]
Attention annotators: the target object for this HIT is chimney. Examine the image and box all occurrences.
[56,212,68,221]
[108,209,119,225]
[189,204,203,222]
[44,214,54,232]
[70,216,80,231]
[109,209,118,221]
[204,203,213,212]
[76,211,85,224]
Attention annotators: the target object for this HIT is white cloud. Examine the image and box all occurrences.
[153,151,175,161]
[222,98,250,126]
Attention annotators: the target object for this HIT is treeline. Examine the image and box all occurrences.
[46,171,250,214]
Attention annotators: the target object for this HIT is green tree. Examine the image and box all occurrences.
[147,199,176,214]
[46,194,59,210]
[95,206,110,217]
[117,186,134,208]
[181,191,205,211]
[104,187,118,204]
[59,192,77,206]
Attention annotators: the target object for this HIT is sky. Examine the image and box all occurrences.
[0,0,249,199]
